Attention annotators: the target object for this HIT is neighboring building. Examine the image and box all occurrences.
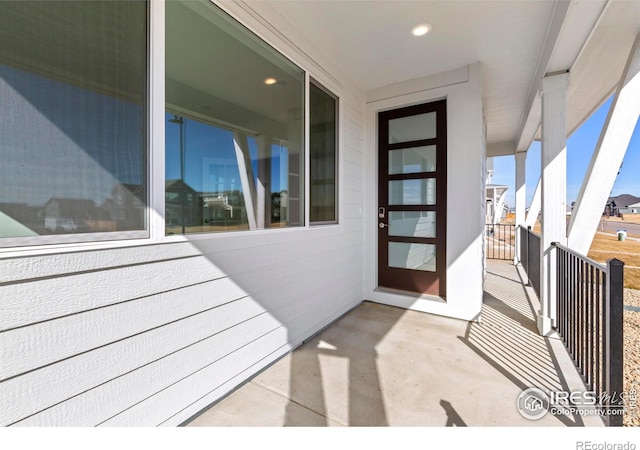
[604,194,640,216]
[1,0,639,427]
[485,157,509,225]
[105,184,146,231]
[44,198,98,233]
[201,191,247,227]
[623,201,640,215]
[486,185,509,225]
[165,179,201,230]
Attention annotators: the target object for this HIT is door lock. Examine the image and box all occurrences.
[378,207,385,218]
[379,222,388,229]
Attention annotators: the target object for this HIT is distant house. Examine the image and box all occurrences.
[201,191,246,226]
[622,201,640,215]
[44,198,98,232]
[111,184,145,223]
[486,184,509,225]
[604,194,640,216]
[165,179,200,228]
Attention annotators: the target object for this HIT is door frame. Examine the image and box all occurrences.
[376,100,447,297]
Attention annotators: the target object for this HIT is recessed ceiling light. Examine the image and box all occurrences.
[264,77,278,85]
[412,23,432,37]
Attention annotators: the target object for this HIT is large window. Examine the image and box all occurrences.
[0,1,148,245]
[310,81,338,224]
[0,1,337,248]
[165,1,305,234]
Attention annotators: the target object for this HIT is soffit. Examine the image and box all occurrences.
[564,0,640,139]
[264,0,640,152]
[267,0,556,145]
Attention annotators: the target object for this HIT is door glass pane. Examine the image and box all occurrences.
[388,112,436,144]
[388,242,436,272]
[389,145,436,174]
[389,179,436,205]
[388,211,436,238]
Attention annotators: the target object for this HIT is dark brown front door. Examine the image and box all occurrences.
[377,100,447,297]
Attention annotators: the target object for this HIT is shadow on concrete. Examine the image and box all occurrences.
[459,265,585,426]
[283,302,405,426]
[440,399,467,427]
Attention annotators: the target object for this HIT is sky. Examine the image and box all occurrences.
[491,95,640,208]
[166,112,288,194]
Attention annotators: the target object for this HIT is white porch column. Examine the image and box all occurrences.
[515,152,526,263]
[567,31,640,255]
[538,72,569,336]
[233,133,258,230]
[525,177,541,229]
[255,135,272,229]
[493,188,507,225]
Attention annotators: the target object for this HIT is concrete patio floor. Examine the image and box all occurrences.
[186,262,603,427]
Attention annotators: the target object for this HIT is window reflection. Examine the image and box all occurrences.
[165,0,304,235]
[0,1,147,241]
[165,113,296,234]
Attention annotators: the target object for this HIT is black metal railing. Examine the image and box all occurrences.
[519,226,541,298]
[554,242,625,426]
[485,223,515,261]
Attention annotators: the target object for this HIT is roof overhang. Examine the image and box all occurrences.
[237,0,640,157]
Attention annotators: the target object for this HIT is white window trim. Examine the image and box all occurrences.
[0,1,152,251]
[309,77,340,226]
[149,0,166,242]
[0,0,349,257]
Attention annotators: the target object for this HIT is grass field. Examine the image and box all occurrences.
[587,232,640,290]
[526,221,640,289]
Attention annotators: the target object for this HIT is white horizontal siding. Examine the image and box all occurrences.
[1,0,366,427]
[13,316,286,426]
[0,276,247,381]
[158,343,292,426]
[2,226,364,427]
[0,256,225,331]
[2,297,274,425]
[99,329,289,426]
[0,242,199,284]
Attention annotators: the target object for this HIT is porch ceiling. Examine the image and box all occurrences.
[243,0,640,155]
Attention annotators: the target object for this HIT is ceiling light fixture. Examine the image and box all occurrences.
[412,23,432,37]
[264,77,278,85]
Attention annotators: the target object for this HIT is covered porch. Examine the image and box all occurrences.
[186,262,602,427]
[1,0,638,429]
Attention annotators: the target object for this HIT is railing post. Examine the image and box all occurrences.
[549,242,558,327]
[526,226,531,286]
[515,224,520,265]
[605,258,624,426]
[536,241,557,335]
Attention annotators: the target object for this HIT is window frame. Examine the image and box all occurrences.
[309,78,339,226]
[0,0,345,254]
[0,0,151,249]
[162,0,307,236]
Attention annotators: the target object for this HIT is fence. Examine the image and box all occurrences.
[485,223,515,261]
[518,226,541,298]
[553,242,625,426]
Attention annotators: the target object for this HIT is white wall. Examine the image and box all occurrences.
[0,0,365,426]
[364,64,486,321]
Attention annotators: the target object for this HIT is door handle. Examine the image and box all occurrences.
[379,222,388,229]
